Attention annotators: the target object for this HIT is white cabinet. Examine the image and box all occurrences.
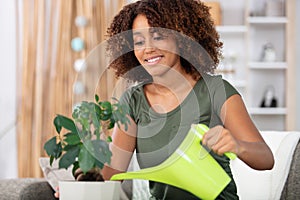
[205,0,296,131]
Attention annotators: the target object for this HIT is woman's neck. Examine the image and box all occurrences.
[146,70,197,98]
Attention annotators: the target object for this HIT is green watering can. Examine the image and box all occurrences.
[111,124,236,199]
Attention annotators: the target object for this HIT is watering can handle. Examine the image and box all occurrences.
[192,124,237,160]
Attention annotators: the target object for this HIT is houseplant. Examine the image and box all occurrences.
[43,94,130,199]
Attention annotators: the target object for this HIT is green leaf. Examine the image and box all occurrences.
[59,145,80,169]
[107,119,115,130]
[44,136,62,159]
[77,130,90,140]
[95,94,99,102]
[64,132,81,145]
[94,158,104,169]
[95,105,101,121]
[72,110,79,119]
[72,161,80,177]
[100,101,112,120]
[91,140,112,165]
[63,144,81,151]
[78,144,95,174]
[106,136,112,142]
[55,115,78,134]
[53,117,62,133]
[50,156,55,166]
[90,103,100,130]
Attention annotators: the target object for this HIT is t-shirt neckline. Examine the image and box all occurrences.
[141,78,203,117]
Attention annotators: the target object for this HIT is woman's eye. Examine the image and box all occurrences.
[153,36,163,41]
[153,33,165,41]
[134,40,145,46]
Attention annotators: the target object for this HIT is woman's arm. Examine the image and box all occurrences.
[102,116,137,180]
[202,94,274,170]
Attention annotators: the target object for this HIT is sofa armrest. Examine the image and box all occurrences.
[280,139,300,199]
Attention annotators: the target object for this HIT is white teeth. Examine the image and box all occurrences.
[147,57,160,63]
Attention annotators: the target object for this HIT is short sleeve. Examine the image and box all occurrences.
[213,78,240,116]
[119,87,135,120]
[223,79,240,100]
[202,74,240,117]
[118,83,146,123]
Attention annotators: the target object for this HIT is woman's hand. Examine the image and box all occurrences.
[202,125,240,157]
[54,186,59,199]
[214,94,274,170]
[74,168,104,181]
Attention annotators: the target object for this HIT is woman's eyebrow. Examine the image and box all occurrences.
[133,31,142,36]
[133,28,151,36]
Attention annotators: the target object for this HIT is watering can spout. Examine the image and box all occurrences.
[111,124,235,199]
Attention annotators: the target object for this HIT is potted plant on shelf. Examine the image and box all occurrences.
[43,94,130,200]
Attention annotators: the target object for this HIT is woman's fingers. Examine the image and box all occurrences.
[202,126,239,156]
[74,168,83,179]
[75,168,104,181]
[54,186,59,198]
[202,125,223,147]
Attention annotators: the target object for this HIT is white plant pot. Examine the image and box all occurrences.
[59,181,121,200]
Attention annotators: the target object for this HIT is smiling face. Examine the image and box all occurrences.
[132,14,182,78]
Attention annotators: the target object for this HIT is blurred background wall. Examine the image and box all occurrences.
[0,0,18,178]
[296,1,300,131]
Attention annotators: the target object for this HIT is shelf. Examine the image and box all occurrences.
[213,0,294,130]
[222,79,246,88]
[232,80,247,88]
[248,62,287,69]
[248,107,287,115]
[247,17,288,24]
[216,26,247,33]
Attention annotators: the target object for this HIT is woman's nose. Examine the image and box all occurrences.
[144,39,156,53]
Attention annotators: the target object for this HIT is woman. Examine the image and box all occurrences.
[101,0,274,199]
[57,0,274,199]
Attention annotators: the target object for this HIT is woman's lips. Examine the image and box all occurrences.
[145,56,163,65]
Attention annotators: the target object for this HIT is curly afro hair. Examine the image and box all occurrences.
[106,0,222,82]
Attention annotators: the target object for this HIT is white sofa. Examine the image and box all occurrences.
[230,131,300,200]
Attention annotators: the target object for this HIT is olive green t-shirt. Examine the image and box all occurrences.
[120,74,239,200]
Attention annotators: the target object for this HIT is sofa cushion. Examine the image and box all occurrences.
[230,131,300,200]
[0,178,56,200]
[280,139,300,199]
